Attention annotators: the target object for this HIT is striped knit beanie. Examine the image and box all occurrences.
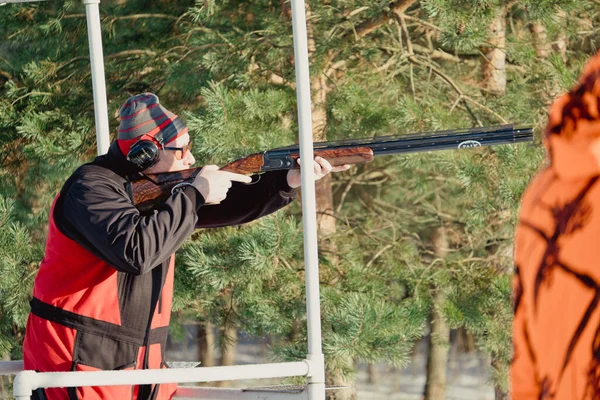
[116,93,188,156]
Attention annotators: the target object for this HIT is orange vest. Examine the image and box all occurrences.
[512,51,600,399]
[23,197,177,400]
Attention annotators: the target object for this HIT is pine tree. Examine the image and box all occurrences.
[0,196,43,359]
[2,1,600,398]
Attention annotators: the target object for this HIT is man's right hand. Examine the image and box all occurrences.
[192,165,252,204]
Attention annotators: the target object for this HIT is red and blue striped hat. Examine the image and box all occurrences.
[117,93,188,156]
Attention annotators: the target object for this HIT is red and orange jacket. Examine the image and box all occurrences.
[512,53,600,399]
[23,142,297,400]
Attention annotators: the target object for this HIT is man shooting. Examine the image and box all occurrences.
[22,93,349,400]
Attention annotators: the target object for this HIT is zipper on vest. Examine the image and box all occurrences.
[157,256,171,315]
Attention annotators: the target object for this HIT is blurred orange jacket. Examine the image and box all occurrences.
[513,53,600,399]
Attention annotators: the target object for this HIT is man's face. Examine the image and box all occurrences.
[144,132,195,173]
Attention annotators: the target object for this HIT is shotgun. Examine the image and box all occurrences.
[129,124,533,211]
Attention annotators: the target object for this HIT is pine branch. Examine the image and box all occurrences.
[267,72,295,89]
[10,91,52,106]
[182,27,235,49]
[111,14,178,21]
[335,177,355,214]
[344,0,416,41]
[399,16,413,56]
[325,60,347,80]
[409,43,525,73]
[462,96,510,125]
[105,50,157,59]
[365,244,393,269]
[55,57,89,75]
[398,16,417,96]
[411,43,462,63]
[402,15,443,32]
[406,47,483,126]
[343,6,370,19]
[55,50,157,77]
[0,56,14,72]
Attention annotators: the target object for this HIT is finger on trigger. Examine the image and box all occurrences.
[332,164,351,172]
[225,172,253,183]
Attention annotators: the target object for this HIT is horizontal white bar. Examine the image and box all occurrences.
[174,386,308,400]
[0,361,24,375]
[15,362,309,394]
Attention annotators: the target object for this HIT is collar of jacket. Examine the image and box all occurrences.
[93,141,141,178]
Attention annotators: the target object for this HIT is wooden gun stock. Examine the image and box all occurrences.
[220,147,374,174]
[129,147,374,211]
[129,168,201,212]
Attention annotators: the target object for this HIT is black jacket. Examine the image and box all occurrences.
[55,141,298,275]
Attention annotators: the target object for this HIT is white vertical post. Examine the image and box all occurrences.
[289,1,325,399]
[82,0,110,155]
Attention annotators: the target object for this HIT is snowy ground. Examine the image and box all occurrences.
[166,328,494,400]
[352,357,494,400]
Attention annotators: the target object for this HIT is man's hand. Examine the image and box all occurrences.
[286,156,351,189]
[192,165,252,204]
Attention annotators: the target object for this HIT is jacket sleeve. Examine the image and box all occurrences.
[59,169,204,276]
[195,170,298,229]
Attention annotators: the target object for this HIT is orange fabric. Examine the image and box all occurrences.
[24,198,177,399]
[512,51,600,399]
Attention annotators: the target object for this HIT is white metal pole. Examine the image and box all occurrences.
[289,1,325,399]
[0,360,23,375]
[13,362,310,399]
[82,0,110,155]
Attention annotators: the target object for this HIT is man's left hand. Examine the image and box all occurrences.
[286,156,351,189]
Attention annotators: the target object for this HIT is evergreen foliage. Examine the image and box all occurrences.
[0,196,43,358]
[2,0,600,394]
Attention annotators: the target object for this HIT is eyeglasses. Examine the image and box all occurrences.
[163,142,193,160]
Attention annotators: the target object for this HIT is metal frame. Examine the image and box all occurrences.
[12,363,311,400]
[0,0,326,398]
[82,0,110,155]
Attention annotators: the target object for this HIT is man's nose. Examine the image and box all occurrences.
[186,152,196,166]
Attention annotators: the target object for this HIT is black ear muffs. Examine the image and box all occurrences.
[127,140,160,170]
[126,132,165,171]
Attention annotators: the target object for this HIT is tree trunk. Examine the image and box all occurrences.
[312,73,336,236]
[0,354,9,399]
[198,323,215,368]
[197,323,216,387]
[480,9,506,96]
[553,9,567,63]
[492,356,510,400]
[424,289,449,400]
[367,363,379,384]
[529,20,549,59]
[424,227,449,400]
[465,330,476,353]
[326,364,356,400]
[216,326,237,388]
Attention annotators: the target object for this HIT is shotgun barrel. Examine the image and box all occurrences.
[130,124,534,211]
[256,124,533,172]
